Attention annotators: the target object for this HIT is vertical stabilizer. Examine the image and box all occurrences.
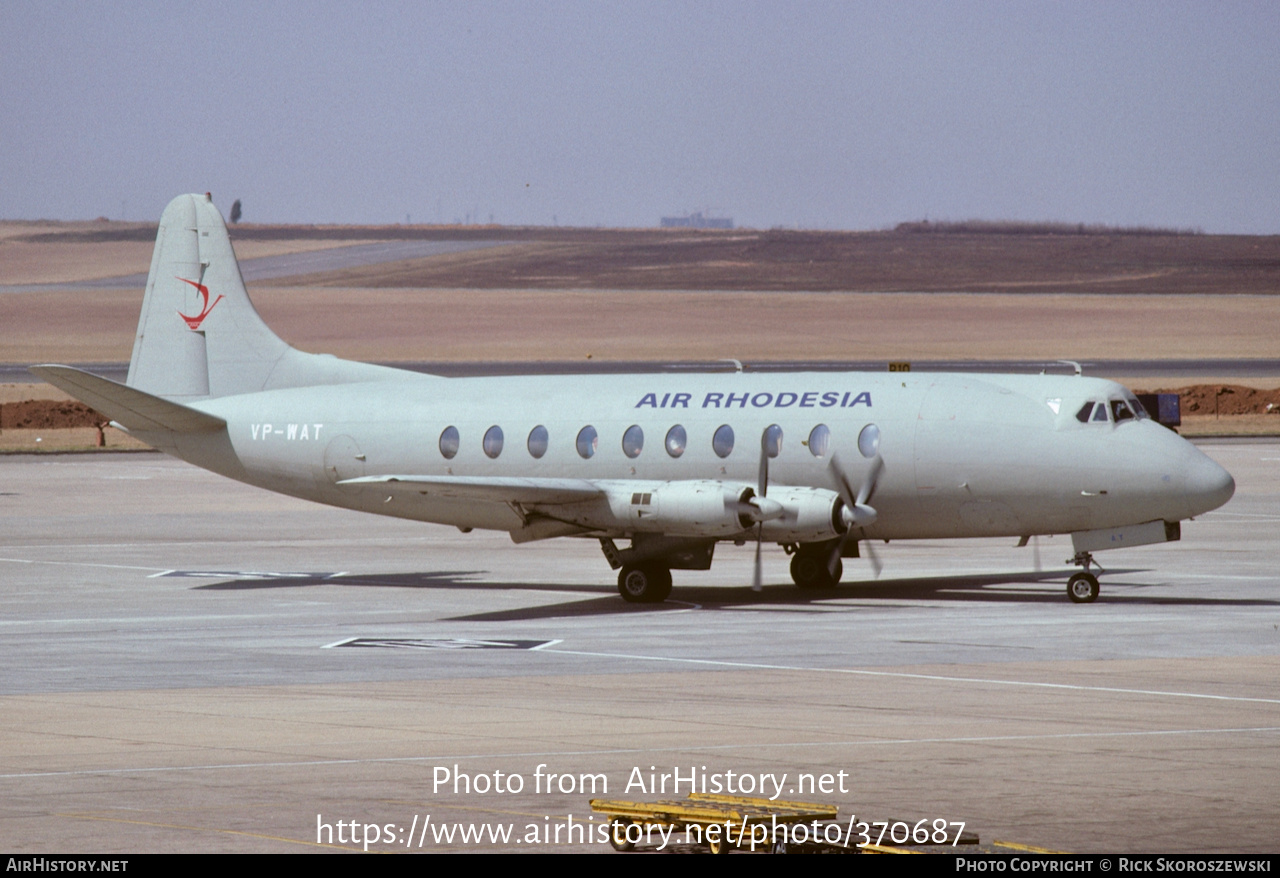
[127,193,290,400]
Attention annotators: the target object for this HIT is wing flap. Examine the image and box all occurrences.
[339,474,604,505]
[28,365,227,434]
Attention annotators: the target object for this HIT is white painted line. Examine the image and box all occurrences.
[0,557,168,573]
[0,609,441,627]
[1207,511,1280,519]
[539,647,1280,705]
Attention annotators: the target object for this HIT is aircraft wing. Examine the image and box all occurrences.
[338,474,604,505]
[28,365,227,434]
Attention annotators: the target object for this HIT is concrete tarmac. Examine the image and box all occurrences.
[1,442,1277,853]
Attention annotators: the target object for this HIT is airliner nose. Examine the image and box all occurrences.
[1184,453,1235,517]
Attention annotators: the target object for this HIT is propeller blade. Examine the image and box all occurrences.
[752,526,763,592]
[865,540,883,578]
[856,456,884,507]
[828,452,886,579]
[758,429,770,498]
[827,533,848,577]
[829,452,882,529]
[827,452,856,508]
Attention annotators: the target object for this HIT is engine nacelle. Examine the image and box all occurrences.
[572,481,849,542]
[571,480,762,537]
[754,485,847,543]
[632,480,746,537]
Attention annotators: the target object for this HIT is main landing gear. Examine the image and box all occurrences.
[1066,551,1102,603]
[787,545,841,590]
[617,564,673,603]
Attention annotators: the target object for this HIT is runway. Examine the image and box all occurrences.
[1,442,1277,853]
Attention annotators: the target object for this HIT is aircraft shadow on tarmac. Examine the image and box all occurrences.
[190,568,1280,622]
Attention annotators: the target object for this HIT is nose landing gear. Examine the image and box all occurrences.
[1066,551,1102,603]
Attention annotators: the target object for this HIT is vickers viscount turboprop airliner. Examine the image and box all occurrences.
[34,194,1235,604]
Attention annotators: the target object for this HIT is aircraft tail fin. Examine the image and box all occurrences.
[30,365,227,434]
[126,193,419,400]
[127,193,290,400]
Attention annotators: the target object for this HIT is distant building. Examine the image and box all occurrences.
[661,211,733,229]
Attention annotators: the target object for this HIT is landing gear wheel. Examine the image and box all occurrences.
[1067,571,1100,603]
[609,818,636,851]
[790,551,840,590]
[617,564,673,603]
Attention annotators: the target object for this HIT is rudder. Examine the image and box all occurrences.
[127,193,290,400]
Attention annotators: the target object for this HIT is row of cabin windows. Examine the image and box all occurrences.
[437,422,882,461]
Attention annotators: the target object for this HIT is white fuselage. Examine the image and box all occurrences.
[169,369,1232,544]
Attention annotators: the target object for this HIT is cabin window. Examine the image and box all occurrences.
[808,424,831,457]
[665,425,687,458]
[858,423,880,458]
[763,424,783,458]
[622,425,644,458]
[576,425,599,459]
[712,424,734,458]
[439,426,459,459]
[1076,402,1094,423]
[1092,403,1110,423]
[1111,399,1135,422]
[483,425,504,458]
[527,425,548,458]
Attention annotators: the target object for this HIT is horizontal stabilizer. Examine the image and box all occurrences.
[29,365,227,434]
[339,474,602,505]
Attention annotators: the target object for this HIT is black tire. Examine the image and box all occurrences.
[609,818,636,852]
[790,551,840,590]
[1067,572,1100,603]
[618,564,673,603]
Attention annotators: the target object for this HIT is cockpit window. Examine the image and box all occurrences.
[1078,398,1143,425]
[1111,399,1135,422]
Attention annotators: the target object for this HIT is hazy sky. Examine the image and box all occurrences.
[3,1,1278,232]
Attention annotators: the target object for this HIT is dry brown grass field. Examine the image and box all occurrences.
[4,286,1277,367]
[6,220,1280,293]
[278,229,1280,294]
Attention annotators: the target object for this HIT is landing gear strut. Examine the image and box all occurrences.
[617,564,673,603]
[1066,551,1102,603]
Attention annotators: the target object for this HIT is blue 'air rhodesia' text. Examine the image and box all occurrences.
[636,391,872,409]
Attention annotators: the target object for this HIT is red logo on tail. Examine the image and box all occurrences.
[177,277,224,330]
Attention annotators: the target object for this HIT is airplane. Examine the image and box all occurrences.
[32,193,1236,604]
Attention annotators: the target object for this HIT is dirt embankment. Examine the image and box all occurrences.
[0,399,105,429]
[1145,384,1280,416]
